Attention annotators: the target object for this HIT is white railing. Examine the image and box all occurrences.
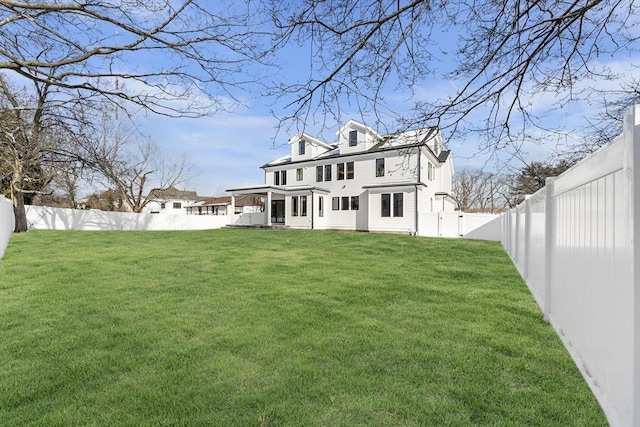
[473,105,640,427]
[0,196,14,259]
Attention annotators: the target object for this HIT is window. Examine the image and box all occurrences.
[291,196,298,216]
[160,202,166,209]
[299,140,305,155]
[332,197,340,210]
[274,171,280,185]
[173,202,182,209]
[281,170,287,185]
[393,193,404,217]
[316,166,323,182]
[300,196,307,216]
[351,196,359,210]
[346,161,354,179]
[376,158,385,177]
[296,168,303,181]
[341,196,349,210]
[337,163,345,180]
[381,193,391,217]
[324,165,332,181]
[318,196,324,217]
[349,130,358,147]
[427,162,435,181]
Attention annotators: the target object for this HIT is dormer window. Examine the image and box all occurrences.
[299,140,306,155]
[349,130,358,147]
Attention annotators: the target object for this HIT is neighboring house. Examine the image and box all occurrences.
[143,186,201,215]
[185,195,263,215]
[227,120,455,233]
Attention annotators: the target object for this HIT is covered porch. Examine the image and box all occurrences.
[225,184,330,228]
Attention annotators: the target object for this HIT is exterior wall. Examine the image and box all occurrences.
[368,186,417,234]
[143,198,193,215]
[472,104,640,427]
[0,196,14,259]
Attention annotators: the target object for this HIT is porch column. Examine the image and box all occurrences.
[266,191,272,226]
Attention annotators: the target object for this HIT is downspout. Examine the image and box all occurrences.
[414,184,419,236]
[415,147,422,236]
[310,189,315,230]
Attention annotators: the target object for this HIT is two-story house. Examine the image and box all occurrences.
[227,120,455,234]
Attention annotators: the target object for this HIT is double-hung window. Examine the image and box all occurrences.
[393,193,403,217]
[281,170,287,185]
[296,168,303,181]
[341,196,349,210]
[300,196,307,216]
[381,194,391,217]
[346,162,354,179]
[299,141,305,155]
[316,166,323,182]
[318,196,324,217]
[376,158,385,177]
[350,196,359,210]
[332,197,340,210]
[291,196,299,216]
[324,165,332,181]
[274,171,280,185]
[349,130,358,147]
[381,193,403,217]
[337,163,345,180]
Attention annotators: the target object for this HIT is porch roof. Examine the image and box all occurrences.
[226,184,331,196]
[361,181,426,190]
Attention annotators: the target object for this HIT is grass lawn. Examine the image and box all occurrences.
[0,229,606,426]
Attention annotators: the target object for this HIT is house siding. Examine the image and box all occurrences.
[231,120,454,234]
[368,186,417,233]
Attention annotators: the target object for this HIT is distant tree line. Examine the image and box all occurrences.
[453,160,573,213]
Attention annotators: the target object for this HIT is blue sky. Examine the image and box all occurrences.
[129,5,640,198]
[140,58,639,198]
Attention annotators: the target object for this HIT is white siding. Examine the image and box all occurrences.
[368,186,417,234]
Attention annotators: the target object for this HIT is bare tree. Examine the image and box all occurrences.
[268,0,638,147]
[0,1,272,116]
[0,75,62,231]
[0,1,274,231]
[453,169,494,212]
[80,109,195,213]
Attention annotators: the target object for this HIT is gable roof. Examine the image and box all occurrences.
[147,186,199,200]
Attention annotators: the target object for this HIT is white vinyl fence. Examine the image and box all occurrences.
[471,105,640,427]
[0,196,14,259]
[26,205,231,231]
[419,212,500,238]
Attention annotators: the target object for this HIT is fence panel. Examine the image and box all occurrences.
[0,196,14,259]
[489,104,640,427]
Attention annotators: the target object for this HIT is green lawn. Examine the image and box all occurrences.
[0,229,606,426]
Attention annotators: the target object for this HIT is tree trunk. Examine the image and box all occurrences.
[12,190,28,232]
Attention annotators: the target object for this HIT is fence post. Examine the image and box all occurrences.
[628,104,640,427]
[543,177,556,323]
[523,196,531,282]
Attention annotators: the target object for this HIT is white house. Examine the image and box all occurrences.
[227,120,455,233]
[142,186,202,215]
